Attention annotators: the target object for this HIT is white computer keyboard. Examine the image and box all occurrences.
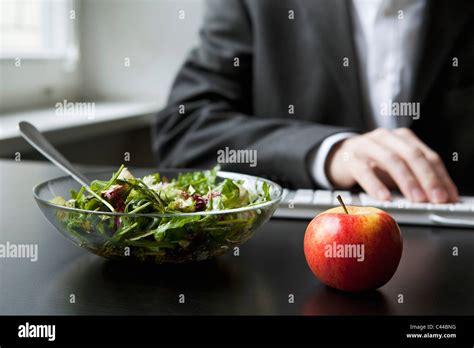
[275,189,474,228]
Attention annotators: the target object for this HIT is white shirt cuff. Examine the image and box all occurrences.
[309,132,357,189]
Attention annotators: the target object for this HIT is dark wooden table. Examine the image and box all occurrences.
[1,160,473,315]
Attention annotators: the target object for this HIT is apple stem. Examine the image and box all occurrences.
[337,195,349,214]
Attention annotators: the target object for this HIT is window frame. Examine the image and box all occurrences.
[0,0,80,113]
[0,0,78,61]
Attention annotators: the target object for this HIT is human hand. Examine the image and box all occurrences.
[326,128,458,203]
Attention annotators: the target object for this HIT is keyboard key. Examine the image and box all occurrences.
[392,200,407,209]
[333,191,352,205]
[460,196,474,204]
[359,193,383,207]
[293,189,314,204]
[313,190,332,205]
[451,203,471,212]
[409,202,430,210]
[280,189,291,204]
[432,204,451,211]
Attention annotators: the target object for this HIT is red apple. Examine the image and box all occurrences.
[304,205,403,292]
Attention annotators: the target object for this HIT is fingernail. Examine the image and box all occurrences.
[431,188,448,203]
[377,189,390,201]
[411,188,426,202]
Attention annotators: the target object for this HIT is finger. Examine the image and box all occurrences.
[349,158,391,201]
[424,152,459,202]
[393,128,458,202]
[369,128,445,203]
[372,167,397,189]
[394,128,458,201]
[355,136,424,202]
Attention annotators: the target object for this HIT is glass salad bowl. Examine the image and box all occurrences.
[33,167,283,263]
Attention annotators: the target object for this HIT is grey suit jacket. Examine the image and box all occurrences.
[152,0,474,193]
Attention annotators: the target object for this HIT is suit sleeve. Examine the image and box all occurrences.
[152,0,354,189]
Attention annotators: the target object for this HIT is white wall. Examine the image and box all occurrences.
[0,0,81,113]
[0,0,204,113]
[78,0,205,105]
[0,59,80,113]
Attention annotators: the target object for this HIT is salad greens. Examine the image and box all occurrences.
[51,166,273,262]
